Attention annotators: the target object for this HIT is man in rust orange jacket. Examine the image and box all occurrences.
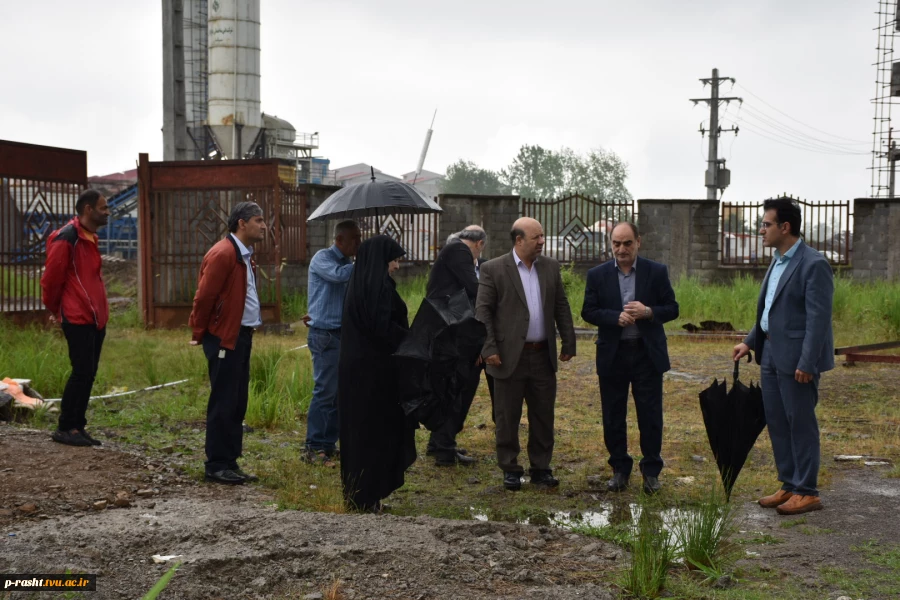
[189,201,266,485]
[41,189,110,447]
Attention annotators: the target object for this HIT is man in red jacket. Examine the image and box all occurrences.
[189,202,266,485]
[41,189,111,447]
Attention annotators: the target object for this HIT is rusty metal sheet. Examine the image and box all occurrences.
[0,140,87,183]
[843,353,900,365]
[148,159,278,191]
[835,341,900,355]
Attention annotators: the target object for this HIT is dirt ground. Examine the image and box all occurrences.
[0,428,621,600]
[1,426,899,600]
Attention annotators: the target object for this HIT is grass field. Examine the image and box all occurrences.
[4,275,900,599]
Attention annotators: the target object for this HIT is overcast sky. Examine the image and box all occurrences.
[0,0,877,202]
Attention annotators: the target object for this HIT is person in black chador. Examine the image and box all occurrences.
[338,235,416,512]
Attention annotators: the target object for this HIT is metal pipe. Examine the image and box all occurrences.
[232,1,237,159]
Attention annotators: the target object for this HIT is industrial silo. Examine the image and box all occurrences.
[207,0,261,159]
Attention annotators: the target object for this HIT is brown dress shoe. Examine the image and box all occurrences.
[776,494,823,515]
[758,489,793,508]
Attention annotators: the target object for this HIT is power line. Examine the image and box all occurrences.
[736,82,870,144]
[740,103,869,150]
[737,121,869,156]
[736,108,869,155]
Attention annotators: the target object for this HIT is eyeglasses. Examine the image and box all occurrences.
[760,221,782,230]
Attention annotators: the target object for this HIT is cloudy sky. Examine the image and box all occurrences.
[0,0,878,202]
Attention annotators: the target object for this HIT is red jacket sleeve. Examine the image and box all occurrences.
[189,247,231,342]
[41,236,71,315]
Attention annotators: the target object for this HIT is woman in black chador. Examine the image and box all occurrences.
[338,235,416,512]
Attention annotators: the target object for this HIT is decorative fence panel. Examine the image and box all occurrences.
[0,140,87,324]
[720,197,852,267]
[357,211,441,264]
[521,193,635,263]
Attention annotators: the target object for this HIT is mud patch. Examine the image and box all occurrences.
[1,428,619,599]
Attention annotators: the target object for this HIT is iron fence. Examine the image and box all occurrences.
[720,197,852,267]
[522,193,635,263]
[1,140,87,322]
[357,210,441,264]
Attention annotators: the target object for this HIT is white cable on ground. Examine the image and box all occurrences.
[44,379,191,404]
[289,344,308,351]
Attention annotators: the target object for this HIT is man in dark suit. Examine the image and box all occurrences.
[582,222,679,494]
[476,217,577,490]
[734,197,833,516]
[425,225,486,466]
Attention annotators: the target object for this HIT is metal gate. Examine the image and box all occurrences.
[720,197,852,267]
[1,140,87,324]
[138,154,307,328]
[521,193,635,263]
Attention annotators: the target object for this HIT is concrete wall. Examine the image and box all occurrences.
[437,194,520,260]
[638,199,720,282]
[851,198,900,281]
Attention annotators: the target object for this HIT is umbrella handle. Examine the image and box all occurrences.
[733,352,753,380]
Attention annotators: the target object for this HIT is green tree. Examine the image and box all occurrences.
[501,144,633,203]
[440,160,510,195]
[501,144,567,198]
[564,147,633,203]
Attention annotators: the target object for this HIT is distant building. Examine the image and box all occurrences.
[333,163,402,187]
[88,169,138,198]
[402,169,446,199]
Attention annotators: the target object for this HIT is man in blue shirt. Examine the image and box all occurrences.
[734,197,834,515]
[303,220,361,463]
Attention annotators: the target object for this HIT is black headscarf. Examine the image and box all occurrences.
[344,235,406,343]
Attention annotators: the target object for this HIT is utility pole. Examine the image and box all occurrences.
[691,68,742,200]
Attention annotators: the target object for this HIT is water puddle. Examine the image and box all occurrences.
[665,370,708,383]
[469,503,685,532]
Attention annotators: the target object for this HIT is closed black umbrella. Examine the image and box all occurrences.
[698,354,766,500]
[393,289,485,431]
[307,169,442,222]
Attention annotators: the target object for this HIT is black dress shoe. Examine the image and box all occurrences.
[51,429,93,447]
[607,472,630,492]
[79,430,102,446]
[204,469,245,485]
[435,452,476,467]
[530,470,559,488]
[642,475,661,495]
[427,446,468,457]
[503,472,523,491]
[233,467,258,482]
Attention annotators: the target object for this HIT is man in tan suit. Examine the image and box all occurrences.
[476,217,577,490]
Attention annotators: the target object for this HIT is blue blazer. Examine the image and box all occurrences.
[744,241,834,376]
[581,257,679,377]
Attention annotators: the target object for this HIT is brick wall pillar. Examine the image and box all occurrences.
[852,198,900,281]
[437,194,520,260]
[638,199,719,282]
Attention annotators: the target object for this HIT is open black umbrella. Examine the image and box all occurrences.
[393,289,486,431]
[698,354,766,500]
[307,168,442,222]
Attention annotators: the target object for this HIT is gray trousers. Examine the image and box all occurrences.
[760,340,821,496]
[493,346,556,474]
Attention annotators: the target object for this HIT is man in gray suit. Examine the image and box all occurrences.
[733,197,834,516]
[476,217,577,491]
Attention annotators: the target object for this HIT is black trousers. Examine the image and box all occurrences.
[598,340,664,478]
[58,324,106,432]
[203,328,252,473]
[428,357,482,460]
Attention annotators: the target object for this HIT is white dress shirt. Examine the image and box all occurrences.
[513,249,545,342]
